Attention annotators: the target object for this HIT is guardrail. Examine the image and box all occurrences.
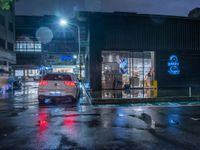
[81,83,92,105]
[158,86,200,97]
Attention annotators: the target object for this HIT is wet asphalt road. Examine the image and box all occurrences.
[0,82,200,150]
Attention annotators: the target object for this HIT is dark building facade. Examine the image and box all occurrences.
[81,12,200,91]
[0,3,15,72]
[14,16,42,79]
[14,15,88,80]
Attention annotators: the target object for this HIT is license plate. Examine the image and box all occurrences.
[50,91,61,96]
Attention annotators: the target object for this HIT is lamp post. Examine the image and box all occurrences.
[59,18,82,80]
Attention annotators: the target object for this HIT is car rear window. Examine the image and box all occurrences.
[43,74,72,81]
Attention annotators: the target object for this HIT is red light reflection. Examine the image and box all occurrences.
[38,112,48,133]
[39,120,48,127]
[64,116,75,126]
[63,115,78,139]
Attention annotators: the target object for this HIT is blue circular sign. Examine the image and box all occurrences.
[167,55,180,75]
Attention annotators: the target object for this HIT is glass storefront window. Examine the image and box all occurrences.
[132,52,144,88]
[27,43,34,49]
[102,51,155,90]
[35,43,41,49]
[15,41,41,52]
[15,70,24,76]
[144,51,155,88]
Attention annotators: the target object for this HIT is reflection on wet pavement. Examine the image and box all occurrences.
[0,82,38,111]
[90,89,155,99]
[0,82,200,149]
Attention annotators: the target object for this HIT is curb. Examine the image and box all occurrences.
[91,96,200,105]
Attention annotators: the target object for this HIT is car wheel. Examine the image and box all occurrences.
[76,90,81,100]
[69,96,77,103]
[76,93,80,100]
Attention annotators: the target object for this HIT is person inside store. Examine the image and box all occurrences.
[145,68,153,87]
[123,78,131,94]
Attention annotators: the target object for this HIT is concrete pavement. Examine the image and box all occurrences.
[0,82,200,149]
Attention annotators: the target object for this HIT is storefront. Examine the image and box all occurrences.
[82,12,200,91]
[101,51,155,89]
[51,65,85,78]
[13,66,41,80]
[15,69,40,78]
[44,54,85,78]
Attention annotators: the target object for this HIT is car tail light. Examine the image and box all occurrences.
[39,80,48,86]
[64,81,76,87]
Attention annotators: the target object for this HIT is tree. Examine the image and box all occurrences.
[188,8,200,18]
[0,0,13,10]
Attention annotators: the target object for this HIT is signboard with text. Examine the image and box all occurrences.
[167,55,180,75]
[44,54,76,66]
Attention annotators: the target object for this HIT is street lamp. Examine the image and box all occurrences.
[59,18,82,80]
[59,18,68,27]
[73,55,77,59]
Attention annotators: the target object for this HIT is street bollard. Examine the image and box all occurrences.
[153,80,158,97]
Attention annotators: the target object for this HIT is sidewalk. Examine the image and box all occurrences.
[85,89,200,105]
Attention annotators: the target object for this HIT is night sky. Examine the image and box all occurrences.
[15,0,200,17]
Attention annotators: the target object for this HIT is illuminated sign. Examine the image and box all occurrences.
[119,58,128,74]
[45,54,76,65]
[167,55,180,75]
[60,55,73,61]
